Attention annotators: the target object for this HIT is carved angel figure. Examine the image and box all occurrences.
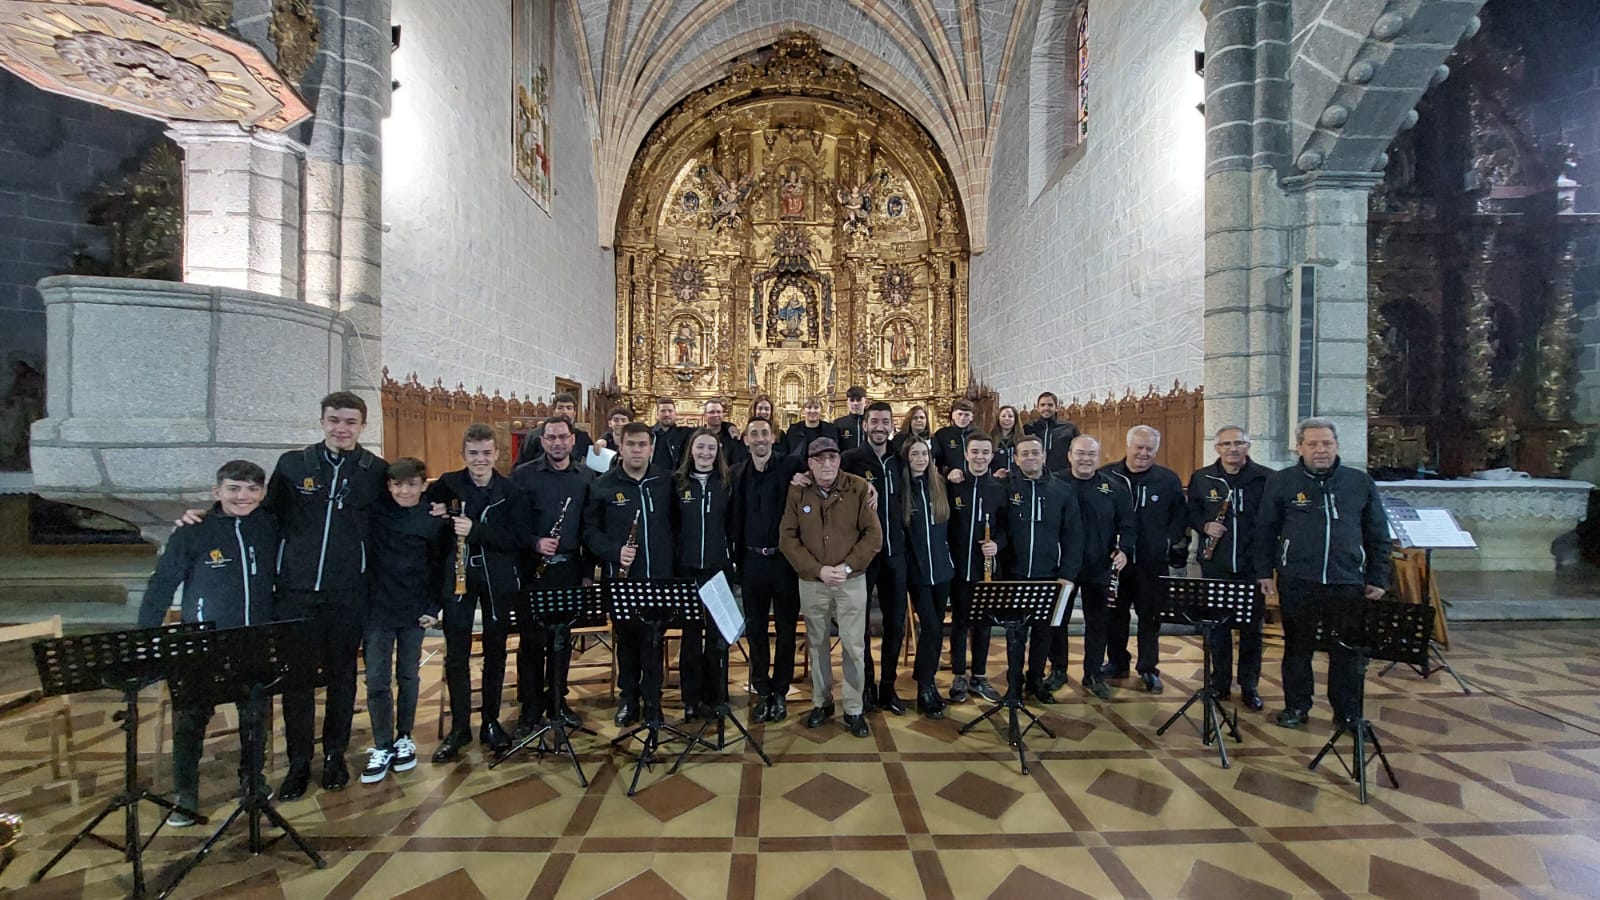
[837,181,872,233]
[705,168,754,232]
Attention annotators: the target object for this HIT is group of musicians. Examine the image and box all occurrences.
[159,387,1392,806]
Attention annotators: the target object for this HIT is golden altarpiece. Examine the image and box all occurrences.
[613,33,969,429]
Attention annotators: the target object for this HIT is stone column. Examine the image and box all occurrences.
[1284,171,1383,467]
[167,123,305,300]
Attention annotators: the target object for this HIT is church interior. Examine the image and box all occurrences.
[2,0,1600,896]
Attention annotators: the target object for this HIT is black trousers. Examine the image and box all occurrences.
[740,550,801,697]
[1041,582,1112,681]
[910,582,951,691]
[1280,578,1364,720]
[611,579,664,707]
[172,696,260,806]
[1207,576,1266,692]
[278,589,365,765]
[1106,563,1164,675]
[517,559,584,719]
[443,589,512,733]
[948,579,994,677]
[677,567,729,708]
[863,552,909,692]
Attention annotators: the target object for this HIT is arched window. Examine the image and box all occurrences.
[1076,4,1089,141]
[1027,0,1088,201]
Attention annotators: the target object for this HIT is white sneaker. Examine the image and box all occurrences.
[391,735,418,772]
[360,746,394,784]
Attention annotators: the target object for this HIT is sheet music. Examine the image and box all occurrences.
[1050,581,1073,627]
[585,445,617,474]
[1393,508,1477,549]
[698,571,745,644]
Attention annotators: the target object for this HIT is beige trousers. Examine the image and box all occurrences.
[798,575,869,715]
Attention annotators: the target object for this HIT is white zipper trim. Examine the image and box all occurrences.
[235,519,251,626]
[313,454,345,591]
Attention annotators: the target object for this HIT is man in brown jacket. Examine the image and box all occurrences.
[780,437,883,737]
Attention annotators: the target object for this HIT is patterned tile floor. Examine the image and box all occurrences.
[4,624,1600,898]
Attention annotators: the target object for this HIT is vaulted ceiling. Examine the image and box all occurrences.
[562,0,1039,251]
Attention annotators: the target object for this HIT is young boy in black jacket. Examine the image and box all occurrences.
[360,458,452,784]
[139,460,278,826]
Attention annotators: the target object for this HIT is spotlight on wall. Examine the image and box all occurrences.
[392,25,402,51]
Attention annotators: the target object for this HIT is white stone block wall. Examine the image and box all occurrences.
[971,0,1207,407]
[381,0,614,400]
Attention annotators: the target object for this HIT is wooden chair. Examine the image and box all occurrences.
[0,615,76,781]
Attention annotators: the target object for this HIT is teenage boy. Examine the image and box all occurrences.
[267,391,388,800]
[140,460,278,825]
[932,400,976,475]
[945,431,1008,703]
[360,457,452,784]
[597,406,633,451]
[426,424,532,762]
[833,386,869,451]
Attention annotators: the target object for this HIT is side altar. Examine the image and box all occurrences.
[611,33,969,427]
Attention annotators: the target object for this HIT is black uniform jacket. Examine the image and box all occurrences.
[650,423,690,475]
[904,474,956,587]
[1101,459,1189,569]
[1068,471,1137,587]
[584,465,675,580]
[1024,416,1079,475]
[266,442,388,594]
[425,469,531,619]
[368,495,453,626]
[1186,458,1274,578]
[1001,469,1083,581]
[729,452,805,557]
[140,504,277,629]
[932,424,972,475]
[672,469,733,571]
[1252,457,1393,588]
[781,421,840,457]
[947,467,1009,582]
[514,423,594,468]
[512,455,595,571]
[833,412,866,451]
[686,421,748,467]
[842,445,906,562]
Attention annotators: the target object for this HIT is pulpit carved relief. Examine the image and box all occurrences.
[613,32,968,419]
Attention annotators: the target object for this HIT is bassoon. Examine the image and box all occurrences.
[536,496,572,578]
[617,510,641,579]
[450,498,468,596]
[1201,492,1233,561]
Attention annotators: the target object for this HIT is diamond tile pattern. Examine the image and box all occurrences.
[1087,768,1173,817]
[784,772,871,821]
[935,771,1023,820]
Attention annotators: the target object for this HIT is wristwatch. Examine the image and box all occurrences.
[843,564,854,575]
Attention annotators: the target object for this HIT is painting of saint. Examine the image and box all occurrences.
[780,167,807,218]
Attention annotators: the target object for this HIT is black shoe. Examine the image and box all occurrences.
[1044,668,1069,692]
[805,703,835,728]
[917,688,946,720]
[750,696,769,723]
[1242,689,1265,712]
[1100,662,1130,679]
[278,762,310,802]
[683,705,701,723]
[1216,690,1232,702]
[843,713,870,738]
[970,677,1002,703]
[1274,708,1310,729]
[880,689,907,716]
[860,686,878,714]
[1028,679,1056,705]
[432,729,472,763]
[1083,676,1112,700]
[514,711,538,740]
[480,720,512,755]
[643,702,664,726]
[614,702,638,728]
[766,694,788,723]
[321,753,349,792]
[1141,673,1163,695]
[557,704,583,729]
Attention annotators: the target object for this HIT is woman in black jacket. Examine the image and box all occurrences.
[673,428,734,720]
[901,437,956,719]
[892,405,932,456]
[992,405,1023,478]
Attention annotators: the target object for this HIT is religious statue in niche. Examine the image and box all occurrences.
[780,166,807,218]
[671,319,701,367]
[876,265,913,307]
[937,199,958,234]
[884,319,913,369]
[776,286,808,341]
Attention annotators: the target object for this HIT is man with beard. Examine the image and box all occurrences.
[1025,392,1079,476]
[650,396,689,474]
[833,386,869,451]
[730,416,807,722]
[1100,426,1189,694]
[515,392,593,467]
[841,401,909,714]
[1003,434,1082,703]
[1187,426,1274,711]
[1062,435,1134,699]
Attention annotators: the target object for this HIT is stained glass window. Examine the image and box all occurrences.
[1076,4,1089,142]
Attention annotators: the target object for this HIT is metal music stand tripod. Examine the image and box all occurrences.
[156,619,328,898]
[1309,595,1434,804]
[492,585,606,785]
[1154,576,1258,768]
[670,587,773,775]
[606,579,713,796]
[29,622,213,897]
[958,581,1063,774]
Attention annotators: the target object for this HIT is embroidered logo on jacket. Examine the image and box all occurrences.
[613,492,630,507]
[203,548,233,568]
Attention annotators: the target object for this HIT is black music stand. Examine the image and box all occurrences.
[606,579,712,796]
[958,581,1062,774]
[1309,595,1434,804]
[29,623,213,898]
[670,587,773,775]
[156,619,328,898]
[1154,577,1258,768]
[492,585,606,785]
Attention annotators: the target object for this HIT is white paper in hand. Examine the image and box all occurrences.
[585,445,617,474]
[699,571,745,644]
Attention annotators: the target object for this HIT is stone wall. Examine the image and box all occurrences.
[969,0,1207,408]
[0,71,166,388]
[381,0,614,401]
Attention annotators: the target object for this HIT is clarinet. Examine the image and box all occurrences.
[450,498,468,597]
[981,515,994,583]
[617,509,641,579]
[1201,492,1233,561]
[1107,535,1122,603]
[536,496,572,578]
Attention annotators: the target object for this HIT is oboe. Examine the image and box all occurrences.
[981,516,994,583]
[450,498,468,596]
[1201,493,1233,561]
[536,496,572,578]
[1107,535,1122,603]
[617,509,641,579]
